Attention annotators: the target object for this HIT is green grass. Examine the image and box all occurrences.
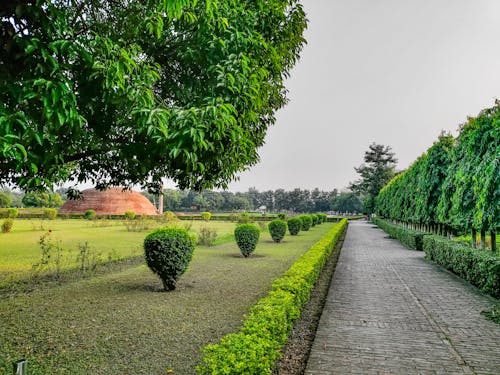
[0,222,336,374]
[0,219,239,286]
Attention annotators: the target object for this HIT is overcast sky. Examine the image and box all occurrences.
[221,0,500,192]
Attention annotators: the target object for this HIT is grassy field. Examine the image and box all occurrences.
[0,219,237,286]
[0,222,336,374]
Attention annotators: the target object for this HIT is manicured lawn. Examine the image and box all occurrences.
[0,222,336,374]
[0,219,237,286]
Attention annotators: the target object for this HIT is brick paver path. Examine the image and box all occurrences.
[305,221,500,375]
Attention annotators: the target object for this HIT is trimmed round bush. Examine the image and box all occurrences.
[287,217,302,236]
[311,214,318,226]
[144,227,195,291]
[201,211,212,221]
[277,213,286,220]
[237,212,251,224]
[44,208,57,220]
[268,220,287,243]
[124,210,136,220]
[7,208,18,218]
[234,224,260,257]
[84,209,96,220]
[1,218,14,233]
[299,215,312,231]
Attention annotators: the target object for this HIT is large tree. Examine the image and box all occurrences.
[0,0,307,193]
[349,143,397,213]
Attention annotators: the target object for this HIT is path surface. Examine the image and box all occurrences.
[305,221,500,375]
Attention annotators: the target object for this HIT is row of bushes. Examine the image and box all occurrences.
[372,217,426,250]
[423,236,500,299]
[196,219,348,374]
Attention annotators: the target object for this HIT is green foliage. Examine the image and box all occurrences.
[201,211,211,221]
[423,235,500,299]
[277,213,286,220]
[7,208,18,218]
[287,217,302,236]
[197,219,348,374]
[311,214,319,226]
[1,218,14,233]
[124,210,136,220]
[0,192,11,208]
[330,192,363,213]
[268,220,287,243]
[43,208,58,220]
[0,0,307,194]
[143,227,195,291]
[84,210,96,220]
[234,224,260,257]
[22,192,64,208]
[318,213,327,223]
[237,212,251,224]
[372,218,426,250]
[298,215,312,231]
[197,226,218,247]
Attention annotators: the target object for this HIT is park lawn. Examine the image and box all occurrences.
[0,219,237,286]
[0,222,335,375]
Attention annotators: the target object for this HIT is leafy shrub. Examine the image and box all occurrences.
[423,235,500,299]
[124,210,136,220]
[268,220,287,243]
[372,217,426,250]
[299,214,312,231]
[237,212,251,224]
[163,211,179,222]
[287,217,302,236]
[311,214,319,226]
[7,208,18,218]
[277,213,286,220]
[197,219,348,374]
[201,211,211,221]
[198,226,218,246]
[143,227,195,291]
[319,213,328,223]
[234,224,260,257]
[43,208,57,220]
[84,210,96,220]
[1,218,14,233]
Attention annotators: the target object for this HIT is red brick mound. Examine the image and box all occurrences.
[59,187,158,215]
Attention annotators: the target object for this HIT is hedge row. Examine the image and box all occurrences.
[423,235,500,299]
[372,217,426,250]
[197,219,348,374]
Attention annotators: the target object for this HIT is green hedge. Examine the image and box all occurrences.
[423,235,500,299]
[372,217,426,250]
[197,219,348,374]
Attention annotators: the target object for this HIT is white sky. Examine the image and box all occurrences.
[223,0,500,192]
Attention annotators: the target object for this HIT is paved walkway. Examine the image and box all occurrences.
[305,221,500,375]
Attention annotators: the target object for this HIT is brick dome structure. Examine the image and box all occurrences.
[59,187,158,215]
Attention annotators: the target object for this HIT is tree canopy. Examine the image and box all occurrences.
[0,0,307,193]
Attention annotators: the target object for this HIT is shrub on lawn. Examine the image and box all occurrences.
[198,219,348,374]
[423,235,500,299]
[234,224,260,257]
[268,220,287,243]
[124,210,136,220]
[201,211,211,221]
[7,208,18,218]
[84,210,96,220]
[237,212,251,224]
[311,214,319,226]
[143,227,195,291]
[44,208,58,220]
[372,217,426,250]
[287,217,302,236]
[277,213,286,220]
[299,214,312,231]
[198,226,218,247]
[1,218,14,233]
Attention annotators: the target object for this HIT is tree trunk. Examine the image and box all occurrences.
[491,231,497,253]
[480,230,486,249]
[471,229,477,248]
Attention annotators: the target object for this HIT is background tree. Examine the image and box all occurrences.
[349,143,397,214]
[22,192,64,207]
[330,192,363,213]
[0,0,307,193]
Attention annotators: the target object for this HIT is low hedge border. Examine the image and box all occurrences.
[196,219,348,374]
[423,235,500,299]
[372,217,426,250]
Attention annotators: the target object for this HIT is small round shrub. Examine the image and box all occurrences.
[237,212,251,224]
[299,215,312,231]
[7,208,18,218]
[268,220,287,243]
[44,208,57,220]
[84,209,96,220]
[319,213,327,223]
[163,211,179,222]
[277,213,286,220]
[124,210,136,220]
[198,226,217,246]
[144,227,195,291]
[234,224,260,257]
[201,211,211,221]
[287,217,302,236]
[1,218,14,233]
[311,214,319,226]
